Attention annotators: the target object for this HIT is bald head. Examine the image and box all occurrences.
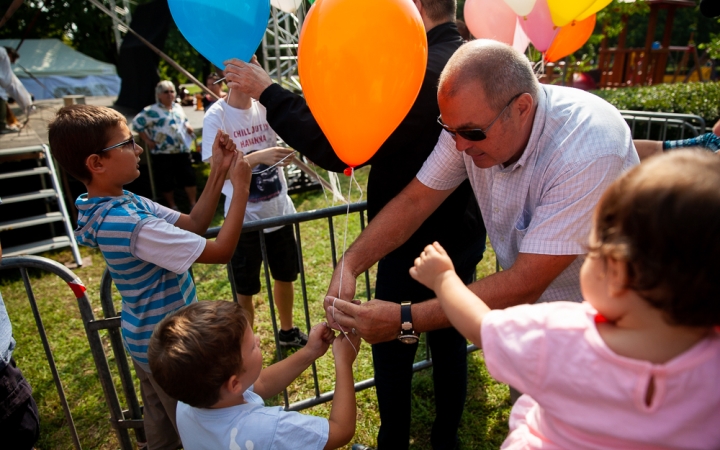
[439,40,539,111]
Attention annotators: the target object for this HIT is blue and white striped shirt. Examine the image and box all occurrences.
[75,191,199,370]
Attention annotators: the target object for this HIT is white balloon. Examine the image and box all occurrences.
[270,0,303,14]
[503,0,536,16]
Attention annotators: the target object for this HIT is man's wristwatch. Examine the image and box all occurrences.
[398,301,419,344]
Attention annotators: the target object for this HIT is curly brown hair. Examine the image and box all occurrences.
[589,149,720,327]
[48,105,127,183]
[148,301,249,408]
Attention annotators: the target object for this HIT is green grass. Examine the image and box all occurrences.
[0,164,510,449]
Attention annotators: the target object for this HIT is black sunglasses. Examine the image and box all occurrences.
[163,90,175,94]
[99,136,136,153]
[437,92,524,141]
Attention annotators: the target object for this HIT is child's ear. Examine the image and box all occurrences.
[85,154,106,175]
[606,257,629,297]
[224,374,245,395]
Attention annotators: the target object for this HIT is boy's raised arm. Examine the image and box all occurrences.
[194,139,251,264]
[175,130,237,235]
[324,331,360,450]
[253,323,334,399]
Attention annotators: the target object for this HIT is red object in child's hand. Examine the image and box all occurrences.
[344,167,353,177]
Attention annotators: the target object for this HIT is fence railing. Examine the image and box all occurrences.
[619,110,706,141]
[3,201,479,448]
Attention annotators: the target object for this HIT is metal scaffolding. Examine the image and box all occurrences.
[261,5,306,93]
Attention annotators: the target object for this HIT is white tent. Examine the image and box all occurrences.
[0,39,120,100]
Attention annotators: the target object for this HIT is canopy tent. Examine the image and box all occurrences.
[0,39,120,100]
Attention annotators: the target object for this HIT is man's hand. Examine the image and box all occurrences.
[223,56,274,99]
[332,330,361,366]
[245,147,294,169]
[324,297,401,344]
[304,322,335,360]
[230,151,252,193]
[324,262,359,327]
[409,242,456,292]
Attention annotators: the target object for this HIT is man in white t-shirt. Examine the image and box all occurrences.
[202,90,307,347]
[325,40,638,354]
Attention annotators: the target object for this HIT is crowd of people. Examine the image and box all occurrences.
[1,0,719,448]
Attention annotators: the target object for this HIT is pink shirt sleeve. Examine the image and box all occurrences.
[481,303,556,395]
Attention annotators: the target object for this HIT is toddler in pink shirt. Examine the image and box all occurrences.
[410,149,720,449]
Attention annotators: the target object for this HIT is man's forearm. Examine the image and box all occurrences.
[342,179,452,277]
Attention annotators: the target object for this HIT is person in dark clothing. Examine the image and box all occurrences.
[223,1,485,448]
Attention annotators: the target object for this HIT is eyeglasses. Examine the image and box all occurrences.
[99,136,136,153]
[162,90,175,94]
[437,92,524,141]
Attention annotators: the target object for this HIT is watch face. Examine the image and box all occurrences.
[398,334,419,344]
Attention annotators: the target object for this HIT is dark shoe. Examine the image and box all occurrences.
[351,445,376,450]
[278,327,308,348]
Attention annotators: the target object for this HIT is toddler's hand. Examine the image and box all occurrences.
[230,151,252,192]
[332,330,361,366]
[305,322,335,360]
[409,242,455,291]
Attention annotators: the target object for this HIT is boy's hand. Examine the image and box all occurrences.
[332,330,361,367]
[245,147,294,169]
[211,130,237,174]
[230,151,252,193]
[304,322,335,360]
[409,242,456,292]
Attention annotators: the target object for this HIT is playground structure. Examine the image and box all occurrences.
[598,0,710,88]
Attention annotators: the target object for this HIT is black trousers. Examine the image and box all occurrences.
[0,359,40,450]
[372,242,482,450]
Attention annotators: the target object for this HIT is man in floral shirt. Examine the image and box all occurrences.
[133,80,197,211]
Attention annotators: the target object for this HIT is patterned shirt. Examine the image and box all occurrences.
[132,102,191,155]
[74,191,201,369]
[663,132,720,152]
[417,85,639,302]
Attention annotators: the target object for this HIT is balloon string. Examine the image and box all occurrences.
[334,168,359,356]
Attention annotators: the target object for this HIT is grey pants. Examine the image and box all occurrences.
[133,360,182,450]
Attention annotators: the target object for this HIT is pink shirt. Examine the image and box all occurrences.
[481,302,720,449]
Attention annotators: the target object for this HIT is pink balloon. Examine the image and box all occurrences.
[519,0,559,52]
[512,18,530,53]
[465,0,517,45]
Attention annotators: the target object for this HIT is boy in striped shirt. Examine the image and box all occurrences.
[48,105,251,450]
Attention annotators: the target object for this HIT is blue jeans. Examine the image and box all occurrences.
[372,240,483,450]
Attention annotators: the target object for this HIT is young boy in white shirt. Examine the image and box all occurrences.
[148,300,360,450]
[203,88,306,347]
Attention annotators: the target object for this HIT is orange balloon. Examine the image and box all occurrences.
[298,0,428,168]
[545,14,596,63]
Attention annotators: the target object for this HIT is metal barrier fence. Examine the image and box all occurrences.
[619,110,706,141]
[2,201,479,449]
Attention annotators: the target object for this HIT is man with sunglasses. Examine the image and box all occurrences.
[327,40,639,369]
[224,1,484,448]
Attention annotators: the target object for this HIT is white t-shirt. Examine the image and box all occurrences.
[202,99,296,233]
[176,385,329,450]
[417,84,639,302]
[132,199,206,274]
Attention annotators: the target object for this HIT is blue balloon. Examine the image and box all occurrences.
[169,0,270,69]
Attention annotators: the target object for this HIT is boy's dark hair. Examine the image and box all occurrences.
[148,301,249,408]
[590,149,720,327]
[419,0,456,24]
[48,105,127,183]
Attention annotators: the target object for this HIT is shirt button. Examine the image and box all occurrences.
[500,237,505,242]
[494,207,499,213]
